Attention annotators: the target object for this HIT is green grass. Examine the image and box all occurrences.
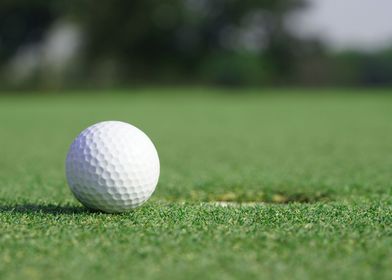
[0,89,391,279]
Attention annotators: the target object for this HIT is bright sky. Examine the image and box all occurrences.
[291,0,392,51]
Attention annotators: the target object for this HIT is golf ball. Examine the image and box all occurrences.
[66,121,160,213]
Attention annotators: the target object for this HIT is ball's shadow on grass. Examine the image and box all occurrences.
[0,204,93,215]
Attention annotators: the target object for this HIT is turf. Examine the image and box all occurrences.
[0,89,391,279]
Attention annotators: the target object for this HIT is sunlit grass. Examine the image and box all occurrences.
[0,89,391,279]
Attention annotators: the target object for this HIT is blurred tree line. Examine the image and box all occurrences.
[1,0,392,89]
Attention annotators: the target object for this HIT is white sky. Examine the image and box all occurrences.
[291,0,392,51]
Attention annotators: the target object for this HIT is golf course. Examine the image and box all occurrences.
[0,89,391,279]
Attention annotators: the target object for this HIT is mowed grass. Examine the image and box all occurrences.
[0,89,391,279]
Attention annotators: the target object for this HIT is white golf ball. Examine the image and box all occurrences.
[66,121,160,213]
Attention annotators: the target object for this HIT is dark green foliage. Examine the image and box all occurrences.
[0,0,56,62]
[68,0,305,82]
[0,0,306,85]
[2,1,392,87]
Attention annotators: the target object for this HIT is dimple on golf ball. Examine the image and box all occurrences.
[66,121,160,213]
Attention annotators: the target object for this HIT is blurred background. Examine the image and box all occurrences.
[1,0,392,90]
